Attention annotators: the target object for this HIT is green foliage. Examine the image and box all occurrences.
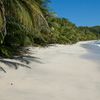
[0,0,100,58]
[5,16,34,46]
[49,17,80,44]
[78,27,100,41]
[0,0,50,57]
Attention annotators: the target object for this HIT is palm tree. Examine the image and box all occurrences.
[0,0,50,44]
[0,0,51,71]
[0,0,6,44]
[0,0,50,57]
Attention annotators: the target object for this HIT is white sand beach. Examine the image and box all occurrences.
[0,41,100,100]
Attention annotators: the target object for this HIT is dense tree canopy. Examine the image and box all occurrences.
[0,0,100,57]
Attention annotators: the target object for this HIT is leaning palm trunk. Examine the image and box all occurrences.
[0,0,6,44]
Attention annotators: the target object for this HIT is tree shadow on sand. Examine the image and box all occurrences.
[0,55,42,73]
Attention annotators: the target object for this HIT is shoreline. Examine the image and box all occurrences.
[80,41,100,64]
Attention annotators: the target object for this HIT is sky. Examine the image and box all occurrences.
[50,0,100,26]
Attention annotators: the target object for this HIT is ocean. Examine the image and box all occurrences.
[94,40,100,47]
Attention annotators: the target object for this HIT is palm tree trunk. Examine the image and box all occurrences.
[0,0,7,44]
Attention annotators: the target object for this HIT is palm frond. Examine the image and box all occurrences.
[3,0,50,33]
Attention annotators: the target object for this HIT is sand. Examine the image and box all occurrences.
[0,41,100,100]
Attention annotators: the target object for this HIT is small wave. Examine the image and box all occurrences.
[94,41,100,47]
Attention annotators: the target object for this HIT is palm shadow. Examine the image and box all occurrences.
[0,55,42,73]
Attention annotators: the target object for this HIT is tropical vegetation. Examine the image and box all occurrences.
[0,0,100,58]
